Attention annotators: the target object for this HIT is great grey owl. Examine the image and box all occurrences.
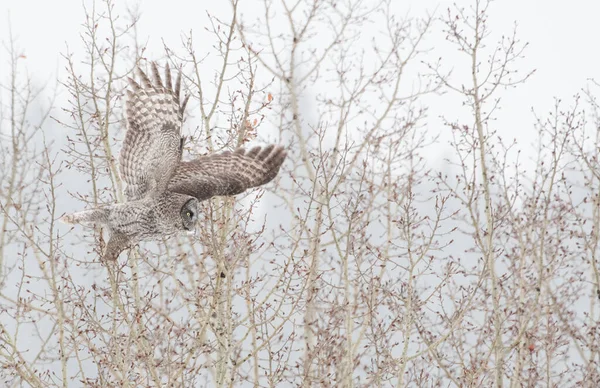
[61,62,287,261]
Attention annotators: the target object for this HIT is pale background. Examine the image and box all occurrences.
[1,0,599,385]
[3,0,599,151]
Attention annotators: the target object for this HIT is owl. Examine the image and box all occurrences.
[61,62,287,261]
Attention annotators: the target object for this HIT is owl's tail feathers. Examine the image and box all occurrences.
[60,208,109,226]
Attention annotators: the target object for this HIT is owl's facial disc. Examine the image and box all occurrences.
[180,198,198,231]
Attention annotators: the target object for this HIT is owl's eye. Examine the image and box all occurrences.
[186,211,193,218]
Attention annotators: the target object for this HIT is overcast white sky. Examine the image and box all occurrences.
[3,0,599,155]
[1,1,598,383]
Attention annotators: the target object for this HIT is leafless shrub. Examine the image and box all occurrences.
[1,0,598,386]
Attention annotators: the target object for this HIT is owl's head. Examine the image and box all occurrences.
[180,197,198,233]
[159,192,199,235]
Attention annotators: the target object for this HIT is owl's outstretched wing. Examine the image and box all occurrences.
[121,63,189,201]
[167,145,286,201]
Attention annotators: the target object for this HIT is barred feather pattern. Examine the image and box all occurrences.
[168,145,287,201]
[61,62,286,261]
[121,62,189,200]
[60,208,109,226]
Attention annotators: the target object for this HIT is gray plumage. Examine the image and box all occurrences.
[61,62,287,261]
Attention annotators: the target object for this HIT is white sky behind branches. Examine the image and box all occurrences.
[3,0,599,167]
[1,0,599,384]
